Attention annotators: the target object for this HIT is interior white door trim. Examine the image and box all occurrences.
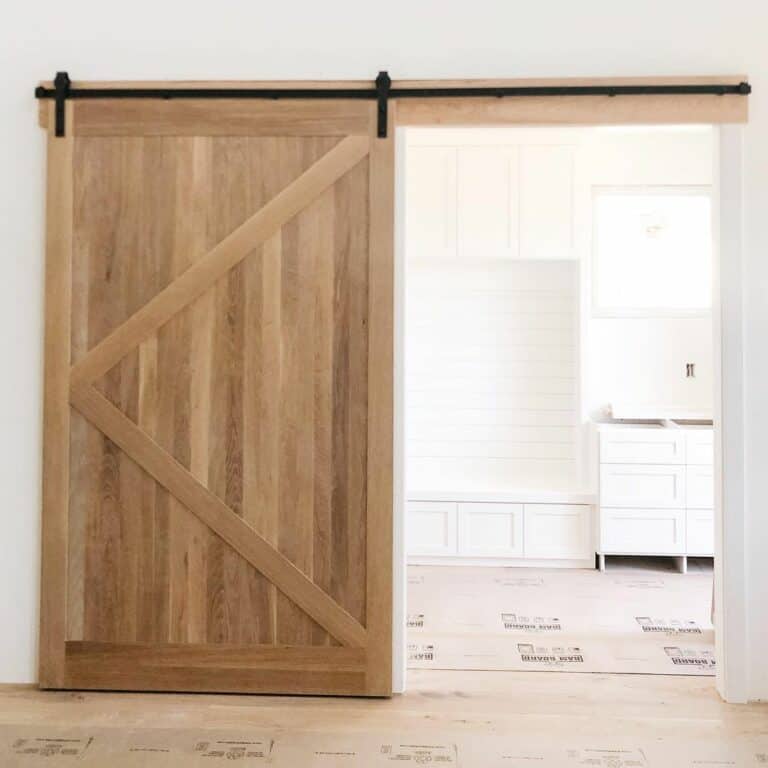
[714,125,748,703]
[392,124,748,703]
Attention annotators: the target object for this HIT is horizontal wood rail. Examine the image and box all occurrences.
[36,71,751,137]
[64,642,367,694]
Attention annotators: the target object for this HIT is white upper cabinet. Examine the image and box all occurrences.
[405,145,458,260]
[457,146,520,259]
[406,136,575,262]
[520,145,574,260]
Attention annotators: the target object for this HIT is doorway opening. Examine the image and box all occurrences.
[395,124,719,685]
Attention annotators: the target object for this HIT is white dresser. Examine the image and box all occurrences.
[597,423,714,572]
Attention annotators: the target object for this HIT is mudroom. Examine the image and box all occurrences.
[401,123,718,677]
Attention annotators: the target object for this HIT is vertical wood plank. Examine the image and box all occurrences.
[140,137,177,643]
[167,138,209,644]
[136,335,159,641]
[168,136,211,645]
[336,154,369,627]
[243,230,282,644]
[187,279,215,643]
[277,178,315,646]
[275,139,337,647]
[67,135,94,642]
[311,178,336,646]
[79,137,132,644]
[365,103,395,694]
[39,102,74,687]
[205,138,251,644]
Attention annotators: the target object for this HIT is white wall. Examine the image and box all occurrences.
[588,317,713,418]
[2,0,767,701]
[581,128,715,420]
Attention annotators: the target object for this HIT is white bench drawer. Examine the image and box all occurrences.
[601,508,685,554]
[458,503,524,557]
[600,429,685,465]
[686,430,714,466]
[687,509,715,555]
[687,465,714,508]
[600,464,686,509]
[408,501,457,555]
[523,503,592,560]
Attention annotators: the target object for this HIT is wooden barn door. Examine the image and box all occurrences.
[39,93,394,695]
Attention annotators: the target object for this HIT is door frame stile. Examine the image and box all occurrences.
[39,100,74,688]
[366,100,396,695]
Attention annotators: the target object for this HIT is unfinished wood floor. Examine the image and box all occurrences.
[0,671,766,766]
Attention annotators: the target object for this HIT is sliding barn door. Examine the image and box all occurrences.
[39,94,393,695]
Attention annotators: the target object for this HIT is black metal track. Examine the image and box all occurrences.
[35,70,751,139]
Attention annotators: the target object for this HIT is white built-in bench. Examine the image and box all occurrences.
[407,489,596,568]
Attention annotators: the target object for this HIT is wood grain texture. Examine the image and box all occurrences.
[42,98,393,695]
[396,94,747,126]
[74,99,372,137]
[4,671,768,758]
[70,134,370,388]
[243,232,282,645]
[39,102,74,688]
[395,74,749,89]
[365,103,395,694]
[70,384,368,649]
[64,642,366,694]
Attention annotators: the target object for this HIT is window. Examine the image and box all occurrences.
[591,187,713,315]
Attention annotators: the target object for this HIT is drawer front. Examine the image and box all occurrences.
[601,507,685,554]
[600,429,685,465]
[687,465,714,509]
[523,504,592,560]
[687,509,715,555]
[458,503,524,557]
[408,501,457,555]
[686,430,714,466]
[600,464,686,509]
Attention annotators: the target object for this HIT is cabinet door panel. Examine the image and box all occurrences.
[601,508,685,554]
[523,504,592,560]
[458,503,524,557]
[520,145,574,260]
[687,465,714,508]
[405,146,457,260]
[686,430,714,465]
[600,428,686,465]
[687,509,714,555]
[600,464,686,509]
[408,502,457,556]
[457,147,519,259]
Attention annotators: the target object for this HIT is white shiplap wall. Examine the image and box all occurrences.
[406,260,579,491]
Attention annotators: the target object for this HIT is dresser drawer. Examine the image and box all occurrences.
[686,430,714,466]
[600,464,686,509]
[408,501,457,556]
[457,503,524,557]
[600,428,685,465]
[687,509,715,555]
[601,507,685,555]
[687,465,714,509]
[523,504,592,560]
